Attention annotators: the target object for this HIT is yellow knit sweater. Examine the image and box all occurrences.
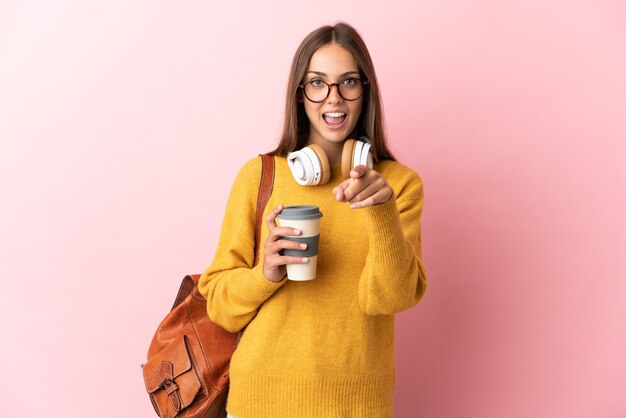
[198,155,427,418]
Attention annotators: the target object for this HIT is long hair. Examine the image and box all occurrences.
[270,22,396,162]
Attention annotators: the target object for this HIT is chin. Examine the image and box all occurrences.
[324,133,350,143]
[322,126,358,143]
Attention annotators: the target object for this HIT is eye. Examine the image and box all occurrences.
[341,78,359,87]
[309,79,325,88]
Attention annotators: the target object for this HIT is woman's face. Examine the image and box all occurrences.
[302,43,364,147]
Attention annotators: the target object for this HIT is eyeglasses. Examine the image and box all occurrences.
[299,78,368,103]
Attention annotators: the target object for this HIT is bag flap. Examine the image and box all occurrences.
[143,335,194,393]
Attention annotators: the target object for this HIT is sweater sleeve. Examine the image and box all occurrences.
[357,167,428,315]
[198,157,286,332]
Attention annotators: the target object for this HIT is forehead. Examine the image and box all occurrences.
[307,43,359,75]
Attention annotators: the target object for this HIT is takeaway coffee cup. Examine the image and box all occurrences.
[276,205,323,281]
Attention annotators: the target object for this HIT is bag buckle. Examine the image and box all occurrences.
[157,361,183,412]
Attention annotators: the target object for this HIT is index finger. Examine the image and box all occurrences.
[333,178,352,202]
[265,204,284,229]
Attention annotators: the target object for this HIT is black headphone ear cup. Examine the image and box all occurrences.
[307,144,331,184]
[341,139,357,178]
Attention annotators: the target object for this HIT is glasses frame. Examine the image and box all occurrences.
[298,78,369,103]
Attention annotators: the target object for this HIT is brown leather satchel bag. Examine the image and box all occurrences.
[142,154,275,418]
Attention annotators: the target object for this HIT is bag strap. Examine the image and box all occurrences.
[179,154,275,309]
[254,153,275,266]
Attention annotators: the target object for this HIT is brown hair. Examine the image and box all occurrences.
[270,22,396,162]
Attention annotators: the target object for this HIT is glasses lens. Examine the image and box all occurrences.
[338,79,363,101]
[304,81,329,103]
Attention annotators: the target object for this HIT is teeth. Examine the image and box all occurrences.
[324,112,345,117]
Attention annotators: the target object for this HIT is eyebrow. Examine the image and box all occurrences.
[306,71,360,78]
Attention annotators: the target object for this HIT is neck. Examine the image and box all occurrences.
[306,137,345,166]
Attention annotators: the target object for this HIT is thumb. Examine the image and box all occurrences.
[350,165,368,179]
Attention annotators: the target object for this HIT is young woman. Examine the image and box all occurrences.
[199,22,428,418]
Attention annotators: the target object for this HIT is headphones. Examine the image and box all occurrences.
[287,138,373,186]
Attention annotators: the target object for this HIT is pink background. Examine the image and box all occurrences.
[1,1,625,417]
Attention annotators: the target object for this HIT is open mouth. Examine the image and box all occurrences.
[322,112,347,129]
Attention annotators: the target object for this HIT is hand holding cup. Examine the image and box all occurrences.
[263,205,310,283]
[275,206,322,281]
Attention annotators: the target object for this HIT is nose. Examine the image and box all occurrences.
[327,83,343,103]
